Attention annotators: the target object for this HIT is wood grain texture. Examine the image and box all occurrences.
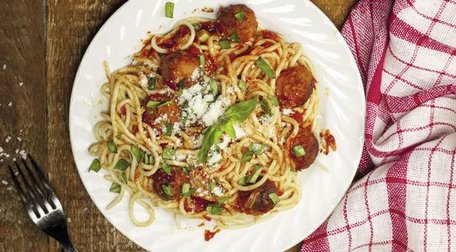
[0,0,356,251]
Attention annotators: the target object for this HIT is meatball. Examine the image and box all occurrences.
[161,51,200,89]
[142,99,180,128]
[237,179,278,215]
[216,4,258,43]
[150,168,188,200]
[275,65,315,108]
[288,128,319,170]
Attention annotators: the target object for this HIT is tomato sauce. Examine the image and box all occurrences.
[262,30,280,42]
[184,196,210,213]
[159,25,191,51]
[204,228,221,241]
[201,21,218,34]
[320,129,337,155]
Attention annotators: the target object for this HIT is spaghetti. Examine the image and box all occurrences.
[89,4,320,229]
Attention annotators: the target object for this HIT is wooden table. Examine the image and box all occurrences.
[0,1,356,251]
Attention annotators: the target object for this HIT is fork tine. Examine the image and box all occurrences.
[19,158,53,213]
[14,161,47,217]
[25,155,60,209]
[9,164,43,218]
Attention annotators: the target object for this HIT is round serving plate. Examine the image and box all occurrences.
[69,0,365,251]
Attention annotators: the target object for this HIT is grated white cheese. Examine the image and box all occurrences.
[211,185,224,197]
[202,97,230,126]
[233,124,248,139]
[139,74,148,88]
[259,115,271,125]
[282,108,293,115]
[207,145,222,166]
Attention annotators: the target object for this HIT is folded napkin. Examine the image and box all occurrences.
[302,0,456,251]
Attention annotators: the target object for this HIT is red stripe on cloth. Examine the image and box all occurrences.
[348,15,368,79]
[363,172,375,252]
[447,151,455,252]
[301,220,330,251]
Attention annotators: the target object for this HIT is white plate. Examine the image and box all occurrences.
[69,0,365,251]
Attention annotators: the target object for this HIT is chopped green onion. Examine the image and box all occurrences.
[219,39,231,49]
[292,144,306,157]
[162,184,173,197]
[109,183,121,193]
[119,172,127,184]
[249,143,266,155]
[158,101,172,108]
[217,197,229,204]
[268,192,280,204]
[210,78,218,95]
[144,153,154,165]
[181,183,191,196]
[206,204,223,215]
[107,140,117,153]
[234,11,246,21]
[248,165,262,184]
[199,54,205,67]
[89,159,101,172]
[148,77,157,90]
[238,176,247,186]
[116,133,122,140]
[229,32,241,43]
[193,23,202,31]
[261,98,271,115]
[165,2,174,18]
[146,100,163,108]
[130,146,145,161]
[114,159,129,171]
[238,80,247,91]
[162,148,176,160]
[162,162,172,175]
[241,150,254,162]
[164,123,173,136]
[210,181,216,192]
[270,95,279,106]
[255,57,276,79]
[196,29,210,42]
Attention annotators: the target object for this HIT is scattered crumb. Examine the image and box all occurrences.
[19,150,27,159]
[67,218,71,223]
[19,82,23,87]
[202,7,214,13]
[7,102,12,107]
[2,64,6,70]
[5,136,11,143]
[6,186,14,191]
[1,180,8,186]
[16,137,22,142]
[83,207,88,212]
[12,158,16,162]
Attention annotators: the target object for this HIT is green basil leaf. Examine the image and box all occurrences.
[198,123,223,163]
[255,57,276,79]
[223,121,236,139]
[223,96,258,123]
[261,98,271,115]
[270,95,279,106]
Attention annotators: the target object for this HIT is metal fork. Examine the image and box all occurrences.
[8,156,78,252]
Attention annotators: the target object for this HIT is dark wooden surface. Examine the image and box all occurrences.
[0,1,356,251]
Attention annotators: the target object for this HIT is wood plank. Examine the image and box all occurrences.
[45,1,135,251]
[0,1,48,252]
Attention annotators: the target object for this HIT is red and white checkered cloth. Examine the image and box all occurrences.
[302,0,456,251]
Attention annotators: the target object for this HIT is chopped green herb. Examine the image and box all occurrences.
[162,148,176,160]
[162,162,172,175]
[130,146,145,161]
[109,183,121,193]
[157,100,172,108]
[292,144,306,157]
[238,80,247,91]
[270,95,279,106]
[209,78,218,95]
[162,184,173,197]
[241,150,254,162]
[248,166,262,184]
[107,140,117,153]
[193,23,202,31]
[196,29,210,42]
[219,39,231,49]
[89,159,101,172]
[217,197,229,204]
[148,77,157,90]
[261,98,271,115]
[165,2,174,18]
[199,54,205,67]
[164,123,173,136]
[229,32,241,43]
[146,100,163,108]
[119,172,127,184]
[206,204,223,215]
[255,57,276,79]
[144,153,154,165]
[209,181,216,192]
[114,159,129,171]
[234,11,246,21]
[268,192,280,204]
[238,176,247,186]
[181,183,191,196]
[116,133,122,140]
[249,143,266,155]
